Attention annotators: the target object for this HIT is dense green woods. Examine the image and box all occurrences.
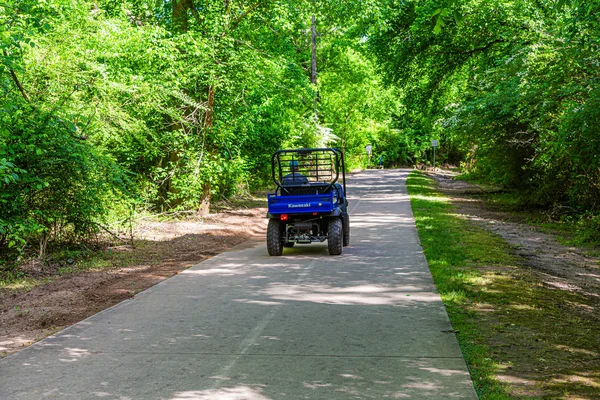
[1,0,394,261]
[2,0,599,264]
[367,0,600,228]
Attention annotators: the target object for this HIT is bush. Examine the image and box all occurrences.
[0,102,127,263]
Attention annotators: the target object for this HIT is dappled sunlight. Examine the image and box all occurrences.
[469,302,497,313]
[402,380,443,390]
[340,373,363,380]
[351,184,406,190]
[262,283,441,305]
[576,272,600,282]
[451,212,494,223]
[410,194,450,203]
[59,347,91,363]
[390,393,411,398]
[545,280,589,294]
[508,304,537,311]
[407,184,437,191]
[181,268,247,276]
[440,291,468,303]
[90,391,113,397]
[360,195,410,202]
[351,215,415,230]
[553,344,599,357]
[474,272,513,286]
[0,277,50,291]
[0,336,32,352]
[420,367,471,377]
[495,374,537,386]
[170,386,271,400]
[303,381,332,389]
[551,371,600,389]
[260,336,280,341]
[415,215,434,222]
[233,299,284,306]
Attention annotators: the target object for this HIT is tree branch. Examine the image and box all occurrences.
[3,50,30,101]
[461,39,505,56]
[189,0,200,23]
[224,1,262,35]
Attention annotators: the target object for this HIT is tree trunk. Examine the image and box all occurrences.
[198,182,211,216]
[198,85,215,216]
[172,0,189,31]
[204,85,215,128]
[311,15,319,123]
[173,0,199,31]
[311,15,317,86]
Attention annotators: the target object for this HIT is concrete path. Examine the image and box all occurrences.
[0,169,477,399]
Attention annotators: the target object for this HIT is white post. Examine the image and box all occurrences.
[431,140,439,172]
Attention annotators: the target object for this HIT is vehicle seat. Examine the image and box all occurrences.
[280,182,333,196]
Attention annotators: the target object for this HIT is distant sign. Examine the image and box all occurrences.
[366,145,372,155]
[431,140,439,147]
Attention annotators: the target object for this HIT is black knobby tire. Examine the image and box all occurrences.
[327,218,343,256]
[267,219,284,256]
[283,242,295,248]
[343,215,350,247]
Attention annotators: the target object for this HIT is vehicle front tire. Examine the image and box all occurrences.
[267,219,284,256]
[328,218,343,256]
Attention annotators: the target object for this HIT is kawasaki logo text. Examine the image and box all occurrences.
[288,203,310,208]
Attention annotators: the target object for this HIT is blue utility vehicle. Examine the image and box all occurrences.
[266,148,349,256]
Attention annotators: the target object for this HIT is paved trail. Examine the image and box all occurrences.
[0,170,477,399]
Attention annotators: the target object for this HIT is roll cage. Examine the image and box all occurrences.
[271,148,347,196]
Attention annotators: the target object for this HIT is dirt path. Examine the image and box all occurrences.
[0,208,267,358]
[430,171,600,307]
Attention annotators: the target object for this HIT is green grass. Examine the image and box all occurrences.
[407,171,600,399]
[409,172,517,399]
[0,245,138,292]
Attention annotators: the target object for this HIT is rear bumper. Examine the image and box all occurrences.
[266,210,343,219]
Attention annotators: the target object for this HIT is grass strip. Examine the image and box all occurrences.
[407,171,600,399]
[408,172,514,398]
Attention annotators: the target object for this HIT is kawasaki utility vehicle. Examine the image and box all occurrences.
[266,148,350,256]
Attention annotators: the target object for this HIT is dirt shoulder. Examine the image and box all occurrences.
[430,171,600,303]
[0,208,267,358]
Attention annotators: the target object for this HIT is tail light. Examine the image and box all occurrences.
[280,214,289,221]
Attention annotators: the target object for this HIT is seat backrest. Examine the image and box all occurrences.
[280,182,332,196]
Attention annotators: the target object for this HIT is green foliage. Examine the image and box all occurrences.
[367,0,600,215]
[0,99,128,260]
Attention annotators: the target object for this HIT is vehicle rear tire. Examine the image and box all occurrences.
[267,219,284,256]
[328,218,343,256]
[343,215,350,247]
[283,242,295,248]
